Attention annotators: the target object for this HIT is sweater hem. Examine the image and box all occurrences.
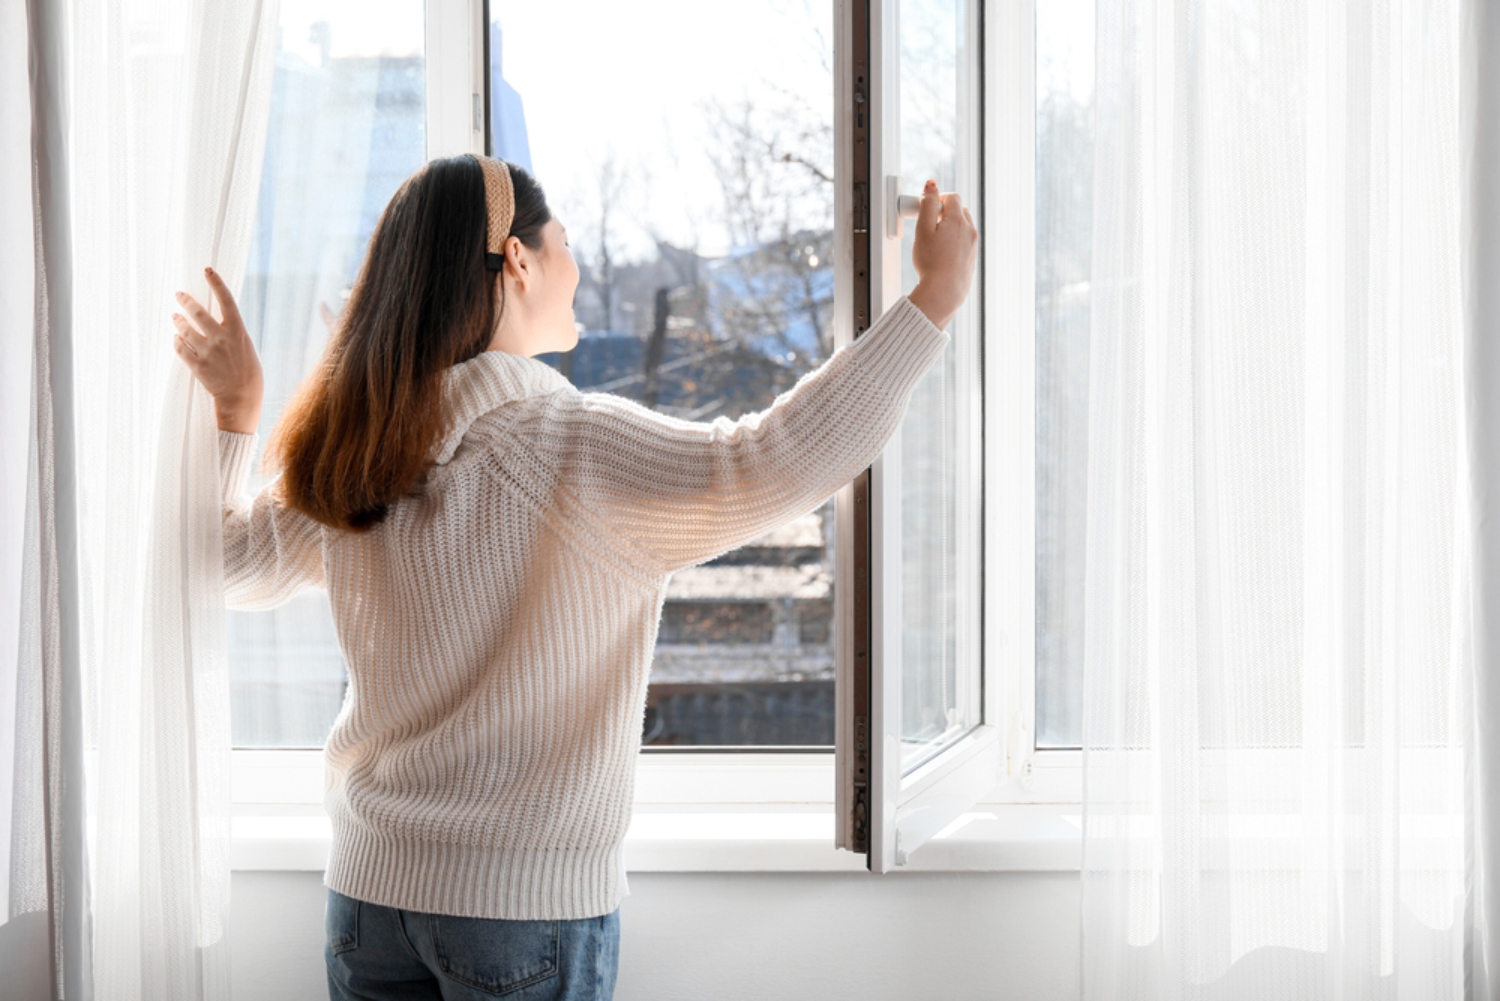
[324,813,624,921]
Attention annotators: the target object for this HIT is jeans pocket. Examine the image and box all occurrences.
[427,913,560,996]
[326,890,360,956]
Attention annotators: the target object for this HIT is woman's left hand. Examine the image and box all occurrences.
[172,266,264,434]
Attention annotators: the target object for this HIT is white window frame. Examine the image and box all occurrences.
[835,0,1002,873]
[980,0,1085,808]
[229,0,1085,871]
[424,0,487,159]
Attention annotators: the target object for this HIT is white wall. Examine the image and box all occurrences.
[232,870,1082,1001]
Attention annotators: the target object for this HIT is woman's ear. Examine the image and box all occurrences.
[503,235,531,290]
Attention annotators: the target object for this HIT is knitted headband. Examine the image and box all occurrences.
[472,154,515,271]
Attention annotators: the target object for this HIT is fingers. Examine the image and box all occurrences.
[172,330,196,360]
[940,191,963,220]
[203,266,243,329]
[171,311,207,349]
[176,290,222,338]
[937,198,978,242]
[917,179,942,231]
[171,320,201,370]
[920,189,969,232]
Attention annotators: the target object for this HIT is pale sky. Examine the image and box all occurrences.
[492,0,834,258]
[276,0,424,60]
[272,0,1094,258]
[276,0,833,258]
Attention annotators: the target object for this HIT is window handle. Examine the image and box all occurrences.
[885,175,923,238]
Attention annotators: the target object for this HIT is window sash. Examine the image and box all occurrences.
[834,0,1018,874]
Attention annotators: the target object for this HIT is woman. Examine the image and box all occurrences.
[171,153,976,1001]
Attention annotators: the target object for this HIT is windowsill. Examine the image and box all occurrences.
[229,802,1083,873]
[229,748,1084,873]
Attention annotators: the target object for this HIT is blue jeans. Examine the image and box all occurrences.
[325,888,620,1001]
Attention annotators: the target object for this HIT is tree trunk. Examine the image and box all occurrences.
[641,286,670,409]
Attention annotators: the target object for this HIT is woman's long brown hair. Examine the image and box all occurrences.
[264,155,552,532]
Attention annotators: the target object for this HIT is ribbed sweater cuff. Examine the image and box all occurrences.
[848,294,952,390]
[218,430,258,506]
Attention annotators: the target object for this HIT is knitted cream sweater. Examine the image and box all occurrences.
[217,295,949,920]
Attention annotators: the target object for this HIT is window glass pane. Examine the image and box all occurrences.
[896,0,982,771]
[228,0,425,747]
[489,0,836,746]
[1034,0,1095,749]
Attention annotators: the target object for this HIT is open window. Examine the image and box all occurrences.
[834,0,1017,871]
[230,0,1053,864]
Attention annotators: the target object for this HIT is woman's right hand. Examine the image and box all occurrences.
[172,266,265,434]
[907,178,979,330]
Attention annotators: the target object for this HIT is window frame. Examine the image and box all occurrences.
[228,0,1085,861]
[981,0,1077,806]
[425,0,487,160]
[982,0,1088,809]
[854,0,995,872]
[831,0,1072,874]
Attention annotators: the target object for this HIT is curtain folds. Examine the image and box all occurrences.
[1461,1,1500,997]
[1080,1,1477,998]
[5,1,280,998]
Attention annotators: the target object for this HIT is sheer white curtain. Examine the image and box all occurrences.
[5,0,279,997]
[2,0,42,985]
[1080,1,1479,998]
[1462,2,1500,998]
